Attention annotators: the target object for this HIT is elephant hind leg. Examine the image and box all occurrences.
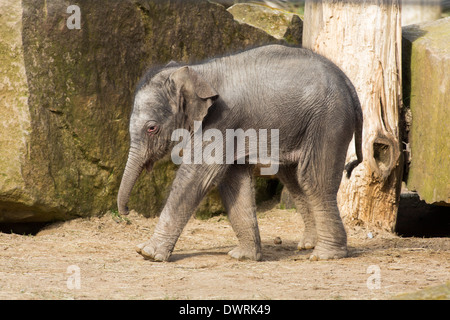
[219,165,262,261]
[296,141,349,260]
[277,165,317,250]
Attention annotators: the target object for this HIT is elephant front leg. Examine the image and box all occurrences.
[136,164,226,261]
[136,209,186,261]
[219,165,262,261]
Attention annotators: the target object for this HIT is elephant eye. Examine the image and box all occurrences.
[147,125,158,134]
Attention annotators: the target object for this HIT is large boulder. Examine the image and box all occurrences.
[0,0,35,222]
[402,17,450,205]
[0,0,280,223]
[227,2,303,44]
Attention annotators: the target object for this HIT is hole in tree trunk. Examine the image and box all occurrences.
[373,142,391,173]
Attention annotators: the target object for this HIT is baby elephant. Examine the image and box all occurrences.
[117,44,363,262]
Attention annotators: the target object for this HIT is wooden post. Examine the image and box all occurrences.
[303,0,404,231]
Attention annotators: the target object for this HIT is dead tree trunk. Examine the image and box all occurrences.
[303,0,404,231]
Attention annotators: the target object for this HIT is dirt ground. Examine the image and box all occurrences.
[0,201,449,300]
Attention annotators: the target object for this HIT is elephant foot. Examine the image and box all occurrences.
[136,239,173,262]
[297,232,317,250]
[308,242,347,261]
[228,246,262,261]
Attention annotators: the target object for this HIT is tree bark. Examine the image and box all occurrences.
[303,0,404,231]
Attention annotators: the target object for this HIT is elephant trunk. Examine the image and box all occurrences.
[117,148,145,216]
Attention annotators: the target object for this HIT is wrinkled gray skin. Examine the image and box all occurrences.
[117,44,363,262]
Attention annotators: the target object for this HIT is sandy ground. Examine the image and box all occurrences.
[0,202,449,300]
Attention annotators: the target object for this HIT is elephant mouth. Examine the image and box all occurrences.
[144,159,153,173]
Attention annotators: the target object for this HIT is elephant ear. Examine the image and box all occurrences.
[168,66,219,129]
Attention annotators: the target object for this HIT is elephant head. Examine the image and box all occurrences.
[117,65,219,215]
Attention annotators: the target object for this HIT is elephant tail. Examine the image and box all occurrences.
[344,86,363,178]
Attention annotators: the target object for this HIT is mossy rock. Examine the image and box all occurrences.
[0,0,282,222]
[227,2,302,45]
[403,18,450,205]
